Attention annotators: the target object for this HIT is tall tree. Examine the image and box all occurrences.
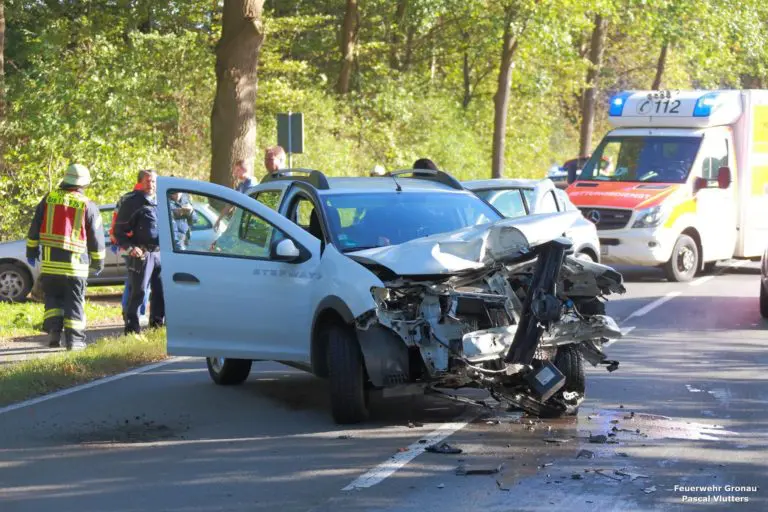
[210,0,265,186]
[579,14,607,158]
[0,0,5,120]
[337,0,359,94]
[491,1,536,179]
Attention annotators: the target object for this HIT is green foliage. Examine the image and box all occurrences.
[1,0,767,240]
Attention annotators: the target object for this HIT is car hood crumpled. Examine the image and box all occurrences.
[346,210,582,277]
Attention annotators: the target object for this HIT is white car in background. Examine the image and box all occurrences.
[463,178,601,262]
[0,201,223,302]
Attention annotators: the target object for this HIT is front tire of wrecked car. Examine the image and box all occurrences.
[327,325,370,424]
[554,345,585,395]
[206,357,252,385]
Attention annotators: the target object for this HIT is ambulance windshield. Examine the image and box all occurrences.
[579,135,702,183]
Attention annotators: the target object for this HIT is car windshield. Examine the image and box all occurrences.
[579,135,703,183]
[321,192,502,252]
[473,188,530,219]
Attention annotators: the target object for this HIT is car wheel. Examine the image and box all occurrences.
[0,263,33,302]
[554,345,585,394]
[760,282,768,319]
[206,357,252,385]
[326,324,370,424]
[664,235,698,282]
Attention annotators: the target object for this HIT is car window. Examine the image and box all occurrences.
[554,189,577,211]
[99,209,113,237]
[322,191,502,252]
[538,191,559,213]
[474,189,527,218]
[165,191,285,259]
[254,190,281,211]
[190,208,213,231]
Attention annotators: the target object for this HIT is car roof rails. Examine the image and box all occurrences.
[386,169,464,190]
[260,168,330,190]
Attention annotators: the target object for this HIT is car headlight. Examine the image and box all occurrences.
[632,205,669,228]
[370,286,390,306]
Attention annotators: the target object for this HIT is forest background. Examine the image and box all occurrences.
[0,0,766,240]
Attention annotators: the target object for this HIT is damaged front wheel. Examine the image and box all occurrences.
[327,325,370,424]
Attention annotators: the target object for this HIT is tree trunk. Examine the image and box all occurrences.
[491,16,520,179]
[0,0,5,121]
[209,0,265,187]
[651,41,669,90]
[337,0,359,95]
[579,14,607,159]
[389,0,407,70]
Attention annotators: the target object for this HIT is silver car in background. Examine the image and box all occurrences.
[0,201,222,302]
[463,178,601,262]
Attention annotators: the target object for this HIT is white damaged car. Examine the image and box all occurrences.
[157,170,626,424]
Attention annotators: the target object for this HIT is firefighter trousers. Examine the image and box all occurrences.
[41,274,87,346]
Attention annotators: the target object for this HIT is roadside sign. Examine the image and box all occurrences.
[277,112,304,168]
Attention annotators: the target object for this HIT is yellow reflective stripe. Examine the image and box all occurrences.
[44,246,51,261]
[44,308,64,320]
[64,318,86,330]
[26,239,39,248]
[90,250,106,260]
[40,266,89,277]
[41,261,89,270]
[71,206,85,243]
[44,202,55,235]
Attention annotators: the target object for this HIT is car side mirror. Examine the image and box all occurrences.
[693,177,709,193]
[567,167,577,184]
[717,166,731,189]
[272,238,301,262]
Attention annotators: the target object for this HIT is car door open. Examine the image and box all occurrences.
[156,176,322,363]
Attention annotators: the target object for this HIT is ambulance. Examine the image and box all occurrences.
[565,89,768,282]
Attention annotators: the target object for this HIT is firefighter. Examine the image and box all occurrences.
[26,163,106,350]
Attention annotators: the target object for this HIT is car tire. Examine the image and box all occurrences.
[206,357,252,385]
[760,282,768,319]
[326,325,370,424]
[0,263,33,302]
[554,345,585,394]
[664,235,698,282]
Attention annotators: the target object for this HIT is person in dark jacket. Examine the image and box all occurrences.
[113,169,165,334]
[26,164,106,350]
[169,191,197,250]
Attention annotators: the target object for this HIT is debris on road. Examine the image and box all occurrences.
[456,463,504,476]
[407,421,424,428]
[617,452,630,457]
[594,469,623,481]
[572,473,583,480]
[615,469,649,481]
[425,442,462,454]
[643,486,657,494]
[589,434,608,444]
[576,449,595,459]
[336,435,351,440]
[437,483,445,489]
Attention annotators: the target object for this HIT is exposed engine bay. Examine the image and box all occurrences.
[350,212,626,418]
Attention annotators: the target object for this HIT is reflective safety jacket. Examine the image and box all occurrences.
[26,188,106,278]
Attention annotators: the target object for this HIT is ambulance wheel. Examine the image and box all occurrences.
[664,235,698,282]
[206,357,252,385]
[0,263,33,302]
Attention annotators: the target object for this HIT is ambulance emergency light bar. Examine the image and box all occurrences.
[607,90,743,128]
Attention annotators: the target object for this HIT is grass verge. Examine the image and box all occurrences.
[0,298,123,342]
[0,328,167,407]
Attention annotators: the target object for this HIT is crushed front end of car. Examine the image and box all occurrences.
[349,211,627,418]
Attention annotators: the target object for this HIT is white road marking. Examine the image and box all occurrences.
[689,275,716,287]
[624,291,682,321]
[690,259,751,287]
[341,410,480,491]
[0,357,187,417]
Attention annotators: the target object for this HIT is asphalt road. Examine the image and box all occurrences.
[1,261,766,512]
